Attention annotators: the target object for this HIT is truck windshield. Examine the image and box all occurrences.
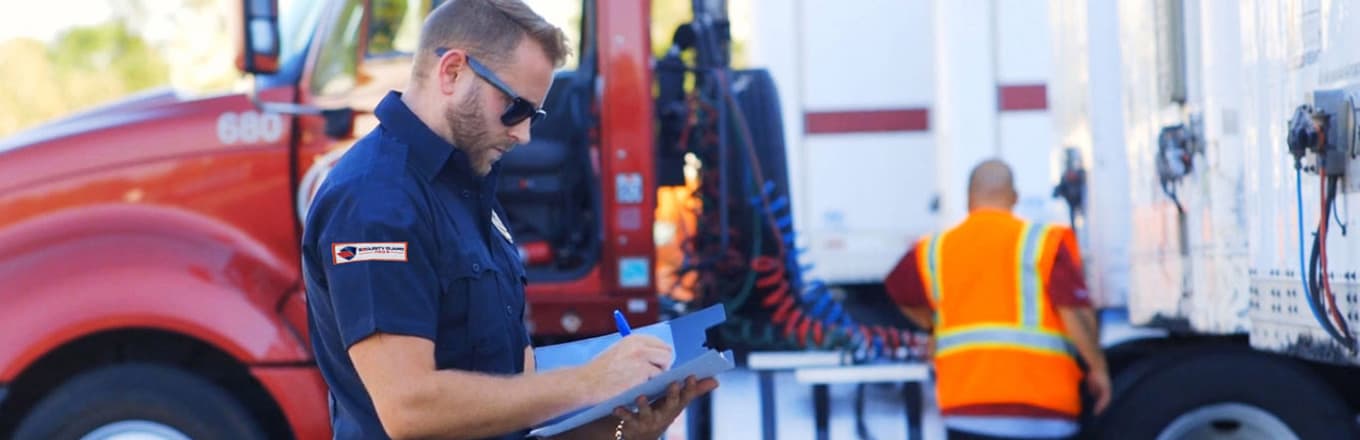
[253,0,326,88]
[280,0,326,62]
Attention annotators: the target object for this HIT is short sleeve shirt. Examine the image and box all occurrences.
[302,91,530,440]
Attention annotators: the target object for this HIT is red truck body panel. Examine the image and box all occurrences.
[0,85,322,433]
[0,87,302,267]
[0,204,310,381]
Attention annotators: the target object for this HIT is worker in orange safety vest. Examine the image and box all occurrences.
[884,159,1110,440]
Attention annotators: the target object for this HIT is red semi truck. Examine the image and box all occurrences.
[0,0,784,437]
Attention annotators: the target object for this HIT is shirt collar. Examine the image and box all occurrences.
[374,91,498,190]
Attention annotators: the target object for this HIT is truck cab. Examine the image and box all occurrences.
[0,0,725,437]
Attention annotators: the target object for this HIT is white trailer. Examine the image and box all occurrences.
[1050,0,1360,437]
[754,0,1360,436]
[747,0,1068,290]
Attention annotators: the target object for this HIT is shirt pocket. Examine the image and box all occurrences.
[450,253,518,374]
[435,253,505,371]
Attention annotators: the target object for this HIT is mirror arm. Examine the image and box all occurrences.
[245,75,356,139]
[246,76,322,115]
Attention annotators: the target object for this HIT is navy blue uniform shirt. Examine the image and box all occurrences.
[302,91,531,440]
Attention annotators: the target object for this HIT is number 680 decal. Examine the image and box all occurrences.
[217,111,286,145]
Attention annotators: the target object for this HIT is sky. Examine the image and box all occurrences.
[0,0,116,43]
[0,0,750,91]
[0,0,745,45]
[523,0,581,24]
[0,0,210,47]
[0,0,578,45]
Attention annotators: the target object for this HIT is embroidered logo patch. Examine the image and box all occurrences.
[332,242,408,264]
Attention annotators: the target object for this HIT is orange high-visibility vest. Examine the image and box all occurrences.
[915,209,1084,417]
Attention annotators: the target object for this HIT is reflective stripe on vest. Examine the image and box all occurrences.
[936,325,1077,358]
[1017,223,1049,328]
[925,231,948,324]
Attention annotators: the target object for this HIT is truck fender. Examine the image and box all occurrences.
[0,205,308,381]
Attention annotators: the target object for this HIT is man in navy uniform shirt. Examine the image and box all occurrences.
[301,1,717,438]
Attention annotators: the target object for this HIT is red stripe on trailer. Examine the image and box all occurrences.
[998,84,1048,111]
[804,109,930,134]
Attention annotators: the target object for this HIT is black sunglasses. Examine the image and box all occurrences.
[435,48,547,127]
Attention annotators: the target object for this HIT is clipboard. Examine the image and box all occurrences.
[528,304,734,438]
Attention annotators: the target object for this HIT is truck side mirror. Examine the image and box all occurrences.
[322,108,356,140]
[236,0,281,74]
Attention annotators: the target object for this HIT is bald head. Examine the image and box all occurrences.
[967,159,1018,211]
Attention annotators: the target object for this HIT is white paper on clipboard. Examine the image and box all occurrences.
[528,304,734,438]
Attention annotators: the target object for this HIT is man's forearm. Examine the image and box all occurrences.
[1057,307,1107,374]
[392,366,591,439]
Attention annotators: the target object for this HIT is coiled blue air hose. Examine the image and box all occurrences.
[750,179,901,359]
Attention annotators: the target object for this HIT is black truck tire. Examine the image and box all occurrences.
[1093,348,1356,440]
[13,363,265,440]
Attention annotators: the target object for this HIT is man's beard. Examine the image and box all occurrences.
[445,89,502,176]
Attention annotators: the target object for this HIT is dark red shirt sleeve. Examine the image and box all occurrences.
[884,248,931,308]
[1047,245,1092,307]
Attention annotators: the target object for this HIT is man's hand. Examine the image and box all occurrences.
[613,376,719,439]
[579,335,674,403]
[1086,368,1112,414]
[1056,306,1110,415]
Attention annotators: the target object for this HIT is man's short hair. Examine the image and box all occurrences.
[416,0,570,75]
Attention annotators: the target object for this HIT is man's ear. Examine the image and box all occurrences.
[436,48,469,95]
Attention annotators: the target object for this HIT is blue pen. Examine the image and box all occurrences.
[613,310,632,336]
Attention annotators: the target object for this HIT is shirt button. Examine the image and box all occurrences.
[472,263,481,272]
[505,305,513,315]
[461,190,472,198]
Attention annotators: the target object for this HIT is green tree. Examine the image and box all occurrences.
[48,20,169,94]
[0,39,69,136]
[369,0,411,55]
[0,19,171,138]
[651,0,746,67]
